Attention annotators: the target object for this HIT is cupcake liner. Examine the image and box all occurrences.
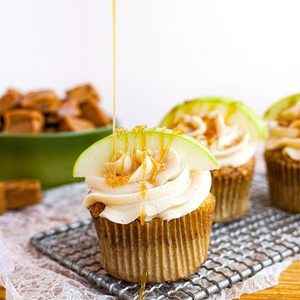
[211,158,255,223]
[90,193,215,283]
[265,151,300,213]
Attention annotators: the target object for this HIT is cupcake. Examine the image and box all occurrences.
[264,94,300,212]
[73,126,218,283]
[160,98,266,222]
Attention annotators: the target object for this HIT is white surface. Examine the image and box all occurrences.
[1,0,300,128]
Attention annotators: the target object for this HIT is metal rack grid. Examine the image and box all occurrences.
[30,174,300,300]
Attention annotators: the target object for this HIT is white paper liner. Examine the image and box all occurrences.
[0,180,299,300]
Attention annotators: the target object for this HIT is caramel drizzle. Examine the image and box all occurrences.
[138,271,148,300]
[173,112,218,147]
[120,127,128,176]
[160,126,167,153]
[147,127,184,184]
[140,151,147,226]
[174,103,243,148]
[105,126,184,226]
[148,126,168,183]
[106,128,132,187]
[201,115,218,147]
[139,125,147,226]
[112,0,116,156]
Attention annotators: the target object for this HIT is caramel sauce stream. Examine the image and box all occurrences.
[140,150,147,226]
[112,0,116,146]
[110,2,148,293]
[139,125,147,225]
[138,271,148,300]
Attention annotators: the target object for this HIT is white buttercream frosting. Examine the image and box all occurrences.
[84,148,211,224]
[266,101,300,160]
[175,111,257,168]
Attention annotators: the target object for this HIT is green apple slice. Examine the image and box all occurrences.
[264,94,300,121]
[73,127,219,178]
[160,97,266,141]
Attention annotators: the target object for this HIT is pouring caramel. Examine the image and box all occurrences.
[112,0,116,152]
[138,271,148,300]
[110,1,184,293]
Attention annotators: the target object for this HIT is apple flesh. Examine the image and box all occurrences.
[160,97,266,141]
[73,127,219,178]
[264,94,300,121]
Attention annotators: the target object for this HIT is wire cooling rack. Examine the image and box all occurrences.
[30,174,300,300]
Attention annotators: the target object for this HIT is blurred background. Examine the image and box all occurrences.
[1,0,300,128]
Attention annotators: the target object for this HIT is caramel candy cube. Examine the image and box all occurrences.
[0,183,6,215]
[46,113,60,125]
[45,99,81,126]
[3,109,44,133]
[5,179,42,209]
[58,115,95,132]
[66,84,100,104]
[80,101,111,127]
[21,90,60,113]
[0,89,23,115]
[57,99,81,118]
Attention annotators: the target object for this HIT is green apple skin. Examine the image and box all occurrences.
[160,97,266,141]
[264,94,300,120]
[0,126,113,189]
[73,127,219,178]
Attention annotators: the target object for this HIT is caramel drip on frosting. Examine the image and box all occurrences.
[140,151,147,225]
[131,126,139,174]
[139,125,148,226]
[121,128,128,176]
[105,126,184,225]
[161,128,184,161]
[160,126,167,154]
[201,116,217,147]
[148,128,184,184]
[148,156,166,184]
[106,127,131,187]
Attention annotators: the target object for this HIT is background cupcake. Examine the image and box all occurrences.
[74,126,218,283]
[160,98,266,222]
[264,94,300,212]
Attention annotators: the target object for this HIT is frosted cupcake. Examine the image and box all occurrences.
[160,98,266,222]
[264,95,300,212]
[74,126,218,283]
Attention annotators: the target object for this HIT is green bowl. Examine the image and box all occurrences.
[0,126,113,189]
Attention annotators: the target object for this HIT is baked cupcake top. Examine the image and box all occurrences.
[264,95,300,160]
[73,126,218,224]
[160,98,265,168]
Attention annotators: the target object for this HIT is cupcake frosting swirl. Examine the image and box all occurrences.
[84,148,211,224]
[175,111,257,168]
[266,101,300,160]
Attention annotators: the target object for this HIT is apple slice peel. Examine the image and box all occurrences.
[73,127,219,178]
[160,97,266,142]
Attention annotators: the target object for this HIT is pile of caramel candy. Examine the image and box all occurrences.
[0,84,111,133]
